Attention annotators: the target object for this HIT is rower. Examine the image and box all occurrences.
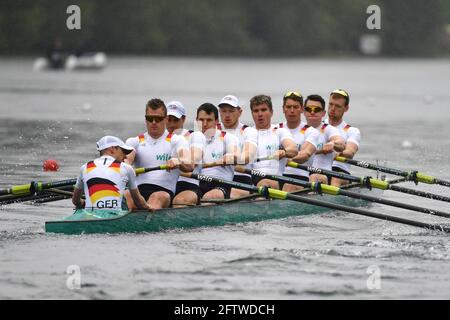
[217,94,258,198]
[303,94,345,184]
[166,101,205,207]
[278,91,319,192]
[324,89,361,187]
[250,94,297,189]
[197,103,239,200]
[72,136,150,211]
[125,99,193,210]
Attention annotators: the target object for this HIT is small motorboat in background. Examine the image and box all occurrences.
[33,52,107,71]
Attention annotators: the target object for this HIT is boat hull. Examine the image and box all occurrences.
[45,190,375,235]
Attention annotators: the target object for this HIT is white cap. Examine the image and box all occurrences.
[167,101,186,119]
[96,136,134,154]
[218,95,240,108]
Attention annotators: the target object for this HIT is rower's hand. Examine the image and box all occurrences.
[221,154,237,166]
[166,158,180,170]
[322,142,335,154]
[273,149,287,160]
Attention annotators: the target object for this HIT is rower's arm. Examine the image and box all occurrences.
[240,142,257,165]
[72,188,85,209]
[282,139,298,158]
[177,148,195,172]
[129,188,151,211]
[291,141,316,163]
[339,141,359,159]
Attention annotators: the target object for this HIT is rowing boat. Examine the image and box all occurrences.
[45,186,379,235]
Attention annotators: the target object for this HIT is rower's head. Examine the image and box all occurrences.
[282,91,303,126]
[145,98,167,138]
[196,103,219,136]
[96,135,134,162]
[328,89,350,123]
[250,94,273,130]
[218,95,242,129]
[303,94,326,127]
[166,101,186,134]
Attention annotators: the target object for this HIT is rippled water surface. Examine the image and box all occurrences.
[0,57,449,299]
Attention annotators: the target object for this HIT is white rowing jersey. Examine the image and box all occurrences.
[217,122,257,176]
[253,125,294,176]
[75,155,137,210]
[173,128,206,186]
[312,122,342,170]
[201,129,239,181]
[126,131,189,193]
[324,119,361,173]
[277,122,319,178]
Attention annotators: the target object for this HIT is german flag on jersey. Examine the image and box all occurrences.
[343,124,351,132]
[85,161,96,173]
[219,131,227,141]
[300,125,310,135]
[86,177,120,204]
[138,134,145,143]
[109,160,121,173]
[320,123,328,133]
[165,132,173,142]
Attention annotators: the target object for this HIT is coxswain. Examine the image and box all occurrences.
[72,136,150,211]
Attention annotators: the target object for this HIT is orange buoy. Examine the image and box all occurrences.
[43,159,59,172]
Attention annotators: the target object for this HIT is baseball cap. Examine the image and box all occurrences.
[218,95,240,108]
[331,89,350,105]
[96,136,134,154]
[167,101,186,119]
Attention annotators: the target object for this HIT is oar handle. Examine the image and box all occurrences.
[135,165,169,175]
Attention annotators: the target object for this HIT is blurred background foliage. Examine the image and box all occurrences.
[0,0,449,56]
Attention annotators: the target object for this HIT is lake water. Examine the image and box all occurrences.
[0,57,449,299]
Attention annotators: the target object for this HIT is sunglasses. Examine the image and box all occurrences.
[304,106,324,113]
[284,91,302,99]
[145,115,166,123]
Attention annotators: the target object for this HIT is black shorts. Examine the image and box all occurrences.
[175,181,202,204]
[199,181,231,199]
[138,184,174,202]
[332,166,351,175]
[233,174,253,185]
[280,174,309,189]
[252,175,277,186]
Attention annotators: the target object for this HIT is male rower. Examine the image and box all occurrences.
[250,94,297,189]
[72,136,150,211]
[303,94,345,184]
[166,101,205,207]
[217,94,258,198]
[324,89,361,187]
[277,91,319,192]
[125,98,193,210]
[197,103,239,200]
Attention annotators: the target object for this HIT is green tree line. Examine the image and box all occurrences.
[0,0,448,56]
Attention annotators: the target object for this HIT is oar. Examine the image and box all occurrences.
[235,167,450,219]
[287,162,450,203]
[0,165,168,204]
[0,179,77,197]
[335,156,450,187]
[181,172,450,233]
